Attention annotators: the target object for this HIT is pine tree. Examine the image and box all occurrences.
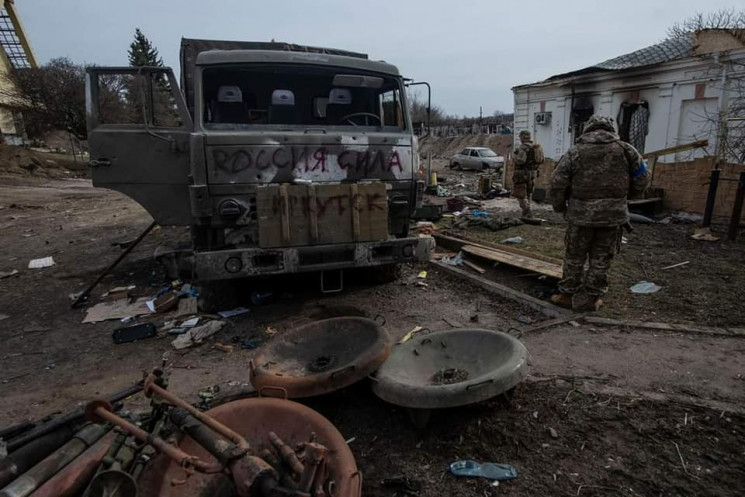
[127,28,163,67]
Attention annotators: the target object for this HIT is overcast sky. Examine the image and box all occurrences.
[16,0,743,117]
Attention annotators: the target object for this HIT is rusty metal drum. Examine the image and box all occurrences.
[250,317,391,398]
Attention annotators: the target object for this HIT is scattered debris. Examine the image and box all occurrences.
[171,320,226,350]
[181,317,200,327]
[416,221,437,236]
[214,342,235,354]
[152,291,179,313]
[0,269,19,279]
[629,213,654,224]
[239,339,261,350]
[691,227,719,241]
[28,256,55,269]
[83,298,153,324]
[441,252,464,266]
[417,271,427,279]
[265,326,278,337]
[630,281,662,294]
[112,323,157,344]
[463,259,486,274]
[549,427,559,438]
[501,236,523,245]
[174,297,198,317]
[218,307,250,318]
[398,326,424,344]
[449,460,518,481]
[662,261,690,270]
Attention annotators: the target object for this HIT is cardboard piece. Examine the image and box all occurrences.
[28,257,55,269]
[83,298,153,324]
[174,297,198,317]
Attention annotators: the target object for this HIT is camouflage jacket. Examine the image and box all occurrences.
[513,142,540,184]
[550,131,651,227]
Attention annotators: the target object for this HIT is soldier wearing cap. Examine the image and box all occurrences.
[549,115,651,311]
[512,130,544,219]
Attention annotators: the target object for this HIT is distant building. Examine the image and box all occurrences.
[0,0,37,144]
[512,30,745,162]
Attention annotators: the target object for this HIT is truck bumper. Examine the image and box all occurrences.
[194,236,434,281]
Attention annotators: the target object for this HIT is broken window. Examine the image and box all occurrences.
[201,65,407,131]
[617,102,649,152]
[570,97,594,141]
[96,72,183,127]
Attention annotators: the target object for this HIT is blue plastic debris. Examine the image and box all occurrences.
[449,460,518,481]
[472,210,490,218]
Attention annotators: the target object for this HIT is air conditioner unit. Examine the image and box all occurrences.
[535,112,552,125]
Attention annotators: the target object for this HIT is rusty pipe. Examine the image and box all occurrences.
[0,425,77,488]
[0,424,109,497]
[268,432,304,476]
[28,430,116,497]
[8,380,143,452]
[85,401,222,475]
[144,374,249,450]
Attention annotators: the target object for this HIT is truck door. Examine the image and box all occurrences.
[86,67,193,225]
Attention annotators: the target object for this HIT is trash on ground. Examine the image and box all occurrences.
[83,297,153,324]
[28,256,55,269]
[453,216,522,232]
[661,261,690,270]
[174,297,198,317]
[181,317,201,327]
[214,342,235,353]
[501,236,523,245]
[472,210,490,218]
[398,326,424,344]
[630,281,662,294]
[218,307,250,318]
[152,291,179,313]
[112,322,157,344]
[240,339,261,349]
[0,269,19,279]
[177,283,199,298]
[629,213,654,224]
[449,460,518,481]
[416,221,437,236]
[265,326,278,336]
[171,320,226,350]
[441,252,464,266]
[102,285,136,298]
[621,236,628,244]
[417,271,427,279]
[691,227,719,241]
[446,197,465,212]
[548,427,558,438]
[250,291,273,306]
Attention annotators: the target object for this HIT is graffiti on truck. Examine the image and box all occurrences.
[271,191,386,218]
[212,146,405,176]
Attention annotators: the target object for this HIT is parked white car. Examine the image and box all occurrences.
[449,147,504,171]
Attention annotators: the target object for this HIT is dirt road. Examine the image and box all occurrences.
[1,176,743,496]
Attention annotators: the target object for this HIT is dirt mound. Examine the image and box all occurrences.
[419,134,514,159]
[0,144,86,178]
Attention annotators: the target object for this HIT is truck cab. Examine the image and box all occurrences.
[85,40,432,285]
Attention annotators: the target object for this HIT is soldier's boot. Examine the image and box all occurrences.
[572,293,603,312]
[550,293,573,309]
[518,198,533,220]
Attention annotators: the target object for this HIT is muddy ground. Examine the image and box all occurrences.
[1,168,744,496]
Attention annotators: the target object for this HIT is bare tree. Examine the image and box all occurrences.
[667,8,745,39]
[407,90,447,126]
[0,57,87,139]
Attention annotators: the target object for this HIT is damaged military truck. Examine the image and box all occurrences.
[85,39,432,289]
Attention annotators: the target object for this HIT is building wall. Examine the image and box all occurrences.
[512,49,744,163]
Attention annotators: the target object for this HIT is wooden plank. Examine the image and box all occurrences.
[643,139,708,159]
[583,316,745,337]
[436,233,563,266]
[432,261,570,318]
[462,259,486,274]
[462,245,563,279]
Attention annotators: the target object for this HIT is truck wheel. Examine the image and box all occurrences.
[370,264,402,284]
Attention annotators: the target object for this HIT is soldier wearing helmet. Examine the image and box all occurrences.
[512,129,544,219]
[549,115,651,311]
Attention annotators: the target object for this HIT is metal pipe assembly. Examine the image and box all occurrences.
[0,424,77,488]
[0,424,110,497]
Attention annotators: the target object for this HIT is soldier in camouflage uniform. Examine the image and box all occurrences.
[549,115,651,311]
[512,130,543,219]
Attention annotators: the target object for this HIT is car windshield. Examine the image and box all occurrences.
[202,64,407,131]
[479,149,497,157]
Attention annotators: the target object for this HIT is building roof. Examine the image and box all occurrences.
[515,29,745,89]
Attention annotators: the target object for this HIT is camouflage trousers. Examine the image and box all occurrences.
[558,224,621,297]
[512,180,534,218]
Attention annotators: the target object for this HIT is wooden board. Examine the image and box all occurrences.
[436,233,563,266]
[461,245,563,279]
[257,183,388,248]
[432,261,570,318]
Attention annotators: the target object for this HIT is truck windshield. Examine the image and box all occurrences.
[202,65,407,131]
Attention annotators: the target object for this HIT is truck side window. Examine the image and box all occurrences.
[96,73,183,127]
[380,88,403,128]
